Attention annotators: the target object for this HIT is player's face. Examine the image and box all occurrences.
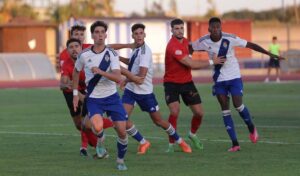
[171,24,184,39]
[71,30,85,43]
[132,28,145,47]
[67,42,82,60]
[208,22,222,40]
[92,26,107,45]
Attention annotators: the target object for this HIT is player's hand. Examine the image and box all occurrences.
[73,95,79,112]
[133,75,145,85]
[119,79,127,91]
[91,67,101,75]
[212,54,226,65]
[277,55,286,60]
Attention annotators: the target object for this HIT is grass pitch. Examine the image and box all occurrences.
[0,82,299,176]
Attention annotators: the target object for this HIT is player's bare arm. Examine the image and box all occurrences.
[91,67,122,83]
[72,68,80,111]
[120,66,145,85]
[109,43,136,50]
[246,42,286,60]
[60,75,72,90]
[179,54,226,69]
[119,56,130,65]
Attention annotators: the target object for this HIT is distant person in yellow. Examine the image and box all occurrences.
[265,36,281,83]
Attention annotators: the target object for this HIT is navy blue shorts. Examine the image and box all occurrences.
[122,89,159,113]
[86,93,128,121]
[212,78,244,96]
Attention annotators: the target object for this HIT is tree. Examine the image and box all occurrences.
[0,0,37,23]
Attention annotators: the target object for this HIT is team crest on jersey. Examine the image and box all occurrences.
[223,41,228,48]
[104,54,110,62]
[175,50,183,55]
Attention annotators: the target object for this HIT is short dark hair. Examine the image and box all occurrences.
[66,38,81,48]
[272,36,277,40]
[90,20,108,33]
[170,18,184,28]
[131,23,145,32]
[209,17,221,25]
[70,25,86,35]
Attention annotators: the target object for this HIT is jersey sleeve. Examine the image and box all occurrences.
[60,60,70,77]
[139,49,151,68]
[169,46,186,61]
[231,36,247,48]
[191,38,210,51]
[74,54,84,72]
[110,53,120,70]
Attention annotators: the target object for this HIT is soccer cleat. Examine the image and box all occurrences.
[116,162,128,171]
[137,141,151,154]
[165,144,175,153]
[95,146,109,159]
[188,135,204,150]
[79,148,88,156]
[249,127,259,143]
[228,145,241,152]
[179,140,192,153]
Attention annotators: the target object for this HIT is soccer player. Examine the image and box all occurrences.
[119,23,192,154]
[73,20,128,170]
[163,18,225,152]
[265,36,281,83]
[191,17,285,152]
[60,25,114,156]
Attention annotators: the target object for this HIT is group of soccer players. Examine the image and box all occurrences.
[59,17,285,171]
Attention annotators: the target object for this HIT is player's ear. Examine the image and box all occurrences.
[131,33,134,39]
[144,32,146,38]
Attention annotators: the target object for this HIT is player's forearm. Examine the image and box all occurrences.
[96,69,122,83]
[121,67,144,84]
[120,56,129,65]
[109,43,134,50]
[247,42,277,58]
[72,69,80,90]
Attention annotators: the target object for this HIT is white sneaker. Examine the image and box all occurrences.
[276,78,280,83]
[264,78,269,83]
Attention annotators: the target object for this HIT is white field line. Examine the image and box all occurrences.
[0,130,299,145]
[1,124,300,129]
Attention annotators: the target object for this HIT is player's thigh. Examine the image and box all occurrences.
[164,82,181,105]
[232,95,243,108]
[216,94,230,110]
[180,82,202,106]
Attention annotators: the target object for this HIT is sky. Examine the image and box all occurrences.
[114,0,297,16]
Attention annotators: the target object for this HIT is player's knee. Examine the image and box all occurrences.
[170,109,180,117]
[235,104,245,112]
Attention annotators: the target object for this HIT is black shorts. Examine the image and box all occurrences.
[164,81,202,106]
[268,57,280,68]
[63,91,87,117]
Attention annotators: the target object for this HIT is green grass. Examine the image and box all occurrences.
[0,82,299,176]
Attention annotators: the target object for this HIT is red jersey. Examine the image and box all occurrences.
[59,43,91,67]
[60,44,91,92]
[164,36,192,83]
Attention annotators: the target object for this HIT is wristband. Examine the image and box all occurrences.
[209,60,214,66]
[73,89,78,96]
[189,54,192,58]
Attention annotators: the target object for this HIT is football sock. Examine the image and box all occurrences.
[85,129,97,147]
[190,115,202,134]
[96,129,105,147]
[168,114,178,144]
[222,110,238,144]
[117,136,128,160]
[81,130,89,149]
[126,125,145,144]
[103,118,114,129]
[236,104,254,133]
[165,124,181,143]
